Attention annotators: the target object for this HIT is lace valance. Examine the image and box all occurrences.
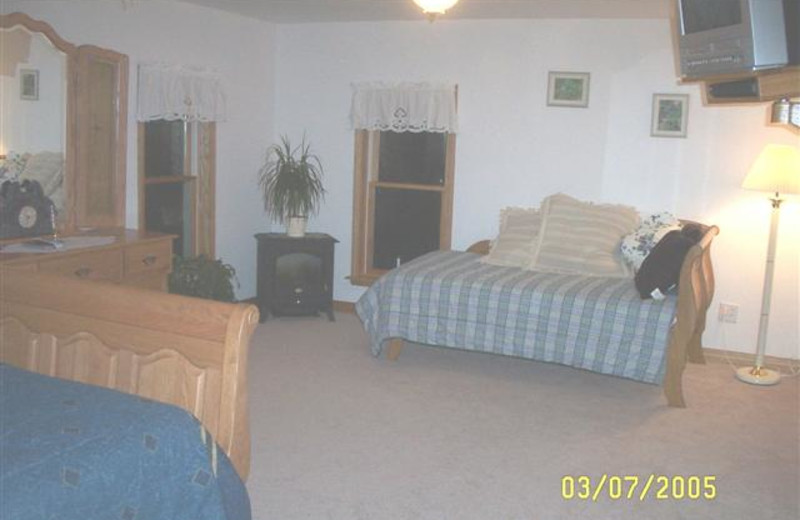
[350,82,458,133]
[137,63,226,122]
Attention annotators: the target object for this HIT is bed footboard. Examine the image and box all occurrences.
[0,272,259,479]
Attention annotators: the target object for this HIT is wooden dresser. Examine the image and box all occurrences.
[0,229,174,291]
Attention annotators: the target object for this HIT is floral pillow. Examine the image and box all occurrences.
[0,151,30,181]
[620,212,681,272]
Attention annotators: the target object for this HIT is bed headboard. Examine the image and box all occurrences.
[0,271,259,479]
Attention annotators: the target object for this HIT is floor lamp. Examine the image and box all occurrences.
[737,144,800,385]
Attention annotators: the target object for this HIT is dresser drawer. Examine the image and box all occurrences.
[124,240,172,278]
[39,249,123,282]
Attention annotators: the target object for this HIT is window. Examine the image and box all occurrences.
[350,129,456,285]
[349,82,458,285]
[139,120,215,258]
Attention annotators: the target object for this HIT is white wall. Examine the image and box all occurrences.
[273,19,799,359]
[3,0,277,297]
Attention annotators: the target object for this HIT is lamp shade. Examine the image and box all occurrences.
[413,0,460,15]
[742,144,800,196]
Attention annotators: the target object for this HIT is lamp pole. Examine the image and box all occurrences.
[736,194,782,385]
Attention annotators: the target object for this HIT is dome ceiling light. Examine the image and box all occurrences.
[412,0,460,21]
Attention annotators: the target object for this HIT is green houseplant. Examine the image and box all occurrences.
[168,255,238,302]
[257,135,325,237]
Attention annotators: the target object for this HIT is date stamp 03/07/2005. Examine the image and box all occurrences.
[561,475,717,502]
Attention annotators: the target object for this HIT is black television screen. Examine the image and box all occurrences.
[681,0,742,34]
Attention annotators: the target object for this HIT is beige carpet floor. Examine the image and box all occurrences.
[245,313,799,520]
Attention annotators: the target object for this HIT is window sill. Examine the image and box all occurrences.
[349,271,386,287]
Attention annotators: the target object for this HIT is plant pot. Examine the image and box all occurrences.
[286,216,307,237]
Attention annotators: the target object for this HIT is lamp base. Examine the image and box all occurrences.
[735,366,781,386]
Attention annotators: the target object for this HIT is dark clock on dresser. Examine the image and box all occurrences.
[255,233,337,322]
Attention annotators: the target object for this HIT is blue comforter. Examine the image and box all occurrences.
[0,364,250,520]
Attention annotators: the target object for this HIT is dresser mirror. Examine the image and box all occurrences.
[0,12,128,234]
[0,13,75,228]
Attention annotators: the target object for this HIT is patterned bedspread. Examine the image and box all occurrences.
[356,251,678,384]
[0,364,250,520]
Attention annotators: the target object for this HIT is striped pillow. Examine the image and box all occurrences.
[481,207,541,268]
[528,193,639,277]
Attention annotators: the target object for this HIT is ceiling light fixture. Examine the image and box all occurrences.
[413,0,460,22]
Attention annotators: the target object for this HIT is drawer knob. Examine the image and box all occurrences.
[142,255,157,266]
[74,267,91,278]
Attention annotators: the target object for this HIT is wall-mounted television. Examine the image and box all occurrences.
[677,0,799,79]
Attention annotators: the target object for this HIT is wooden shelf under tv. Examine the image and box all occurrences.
[682,66,800,105]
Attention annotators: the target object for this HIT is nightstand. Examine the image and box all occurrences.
[255,233,337,322]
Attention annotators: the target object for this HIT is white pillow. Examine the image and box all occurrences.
[19,151,64,212]
[620,212,682,272]
[20,151,63,197]
[480,207,541,268]
[528,193,639,278]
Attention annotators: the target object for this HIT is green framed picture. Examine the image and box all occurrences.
[651,93,689,138]
[547,71,590,108]
[20,69,39,101]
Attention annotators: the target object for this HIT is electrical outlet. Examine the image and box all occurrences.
[718,303,739,323]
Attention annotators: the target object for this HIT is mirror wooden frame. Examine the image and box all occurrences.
[74,44,128,229]
[0,12,77,231]
[1,12,129,233]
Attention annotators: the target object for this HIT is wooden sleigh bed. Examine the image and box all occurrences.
[0,271,259,480]
[363,223,719,408]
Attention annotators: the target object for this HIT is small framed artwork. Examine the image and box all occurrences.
[547,71,590,107]
[651,94,689,137]
[20,69,39,100]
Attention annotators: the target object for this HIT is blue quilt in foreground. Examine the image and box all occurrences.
[0,364,250,520]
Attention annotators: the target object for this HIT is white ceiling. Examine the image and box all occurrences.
[174,0,672,24]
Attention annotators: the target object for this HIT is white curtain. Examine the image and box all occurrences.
[137,63,226,122]
[350,82,457,133]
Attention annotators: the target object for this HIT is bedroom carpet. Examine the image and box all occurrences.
[245,313,799,520]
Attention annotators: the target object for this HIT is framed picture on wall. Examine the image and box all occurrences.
[651,94,689,137]
[547,71,590,107]
[20,69,39,100]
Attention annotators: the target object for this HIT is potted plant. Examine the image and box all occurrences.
[168,255,238,302]
[257,135,325,237]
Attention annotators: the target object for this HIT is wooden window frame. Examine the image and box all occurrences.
[350,129,456,286]
[138,121,216,258]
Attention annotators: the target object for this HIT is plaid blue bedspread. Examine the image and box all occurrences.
[356,251,678,384]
